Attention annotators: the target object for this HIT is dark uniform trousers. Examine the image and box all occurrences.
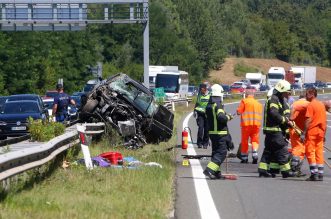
[210,134,228,165]
[196,112,209,147]
[259,132,290,174]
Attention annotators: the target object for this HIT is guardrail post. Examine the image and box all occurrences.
[186,100,189,107]
[172,101,175,111]
[77,124,93,170]
[323,89,325,93]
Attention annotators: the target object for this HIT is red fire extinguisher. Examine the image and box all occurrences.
[182,127,189,149]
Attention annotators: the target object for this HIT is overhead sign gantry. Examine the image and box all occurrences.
[0,0,150,87]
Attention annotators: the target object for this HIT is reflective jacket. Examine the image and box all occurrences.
[237,95,262,127]
[195,93,210,113]
[206,96,231,135]
[263,94,290,134]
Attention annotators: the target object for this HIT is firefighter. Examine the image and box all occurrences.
[237,90,263,164]
[203,84,234,179]
[194,83,211,148]
[258,80,293,178]
[289,94,309,176]
[301,87,326,181]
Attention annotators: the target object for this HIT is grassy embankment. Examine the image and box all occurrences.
[0,104,193,219]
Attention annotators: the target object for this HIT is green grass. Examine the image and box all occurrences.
[0,107,191,219]
[234,63,260,77]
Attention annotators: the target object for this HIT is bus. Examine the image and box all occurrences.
[155,70,189,100]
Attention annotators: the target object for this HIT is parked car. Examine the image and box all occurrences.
[220,84,230,94]
[7,94,49,119]
[0,96,8,112]
[303,83,316,89]
[71,95,82,109]
[72,91,85,97]
[291,84,301,90]
[232,81,247,89]
[188,85,198,97]
[230,85,245,94]
[0,100,48,140]
[326,82,331,88]
[80,73,174,149]
[314,81,327,88]
[44,90,59,99]
[240,79,251,86]
[245,85,257,93]
[259,84,270,92]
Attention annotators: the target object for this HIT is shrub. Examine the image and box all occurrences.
[28,117,65,142]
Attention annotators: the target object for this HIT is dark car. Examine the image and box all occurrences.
[0,96,8,112]
[314,81,327,88]
[80,73,174,149]
[303,83,316,89]
[291,84,301,90]
[7,94,49,118]
[259,84,270,92]
[44,90,59,99]
[188,85,197,96]
[220,84,230,94]
[71,95,82,108]
[0,100,48,140]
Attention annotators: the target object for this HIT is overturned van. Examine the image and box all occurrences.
[80,73,174,148]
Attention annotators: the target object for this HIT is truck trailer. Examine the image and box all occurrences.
[290,66,316,88]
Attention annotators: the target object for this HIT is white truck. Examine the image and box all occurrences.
[245,73,265,90]
[290,66,316,88]
[267,67,285,88]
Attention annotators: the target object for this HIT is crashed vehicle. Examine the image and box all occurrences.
[80,73,174,148]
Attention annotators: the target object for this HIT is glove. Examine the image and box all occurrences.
[300,133,305,143]
[227,114,234,121]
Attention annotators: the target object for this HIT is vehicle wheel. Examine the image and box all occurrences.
[0,135,7,140]
[82,99,98,113]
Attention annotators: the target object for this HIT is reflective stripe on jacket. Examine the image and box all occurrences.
[263,94,290,134]
[195,94,210,113]
[206,97,230,135]
[237,95,263,127]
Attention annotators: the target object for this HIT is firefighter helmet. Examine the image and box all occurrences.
[274,80,291,93]
[211,84,224,97]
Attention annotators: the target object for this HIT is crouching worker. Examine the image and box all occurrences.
[203,84,234,179]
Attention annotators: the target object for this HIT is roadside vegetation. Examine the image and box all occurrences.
[0,104,192,219]
[234,63,261,77]
[28,117,65,142]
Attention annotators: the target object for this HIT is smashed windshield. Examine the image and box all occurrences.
[109,79,156,116]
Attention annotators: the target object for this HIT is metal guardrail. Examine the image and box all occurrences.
[0,122,105,183]
[163,98,192,111]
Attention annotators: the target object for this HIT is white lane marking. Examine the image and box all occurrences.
[183,112,221,219]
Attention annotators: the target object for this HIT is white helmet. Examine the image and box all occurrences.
[267,88,274,98]
[211,84,224,97]
[274,80,291,93]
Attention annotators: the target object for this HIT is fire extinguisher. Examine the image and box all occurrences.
[182,127,189,149]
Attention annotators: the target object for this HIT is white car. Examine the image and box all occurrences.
[326,82,331,88]
[232,81,247,89]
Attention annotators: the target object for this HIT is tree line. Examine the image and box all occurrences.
[0,0,330,95]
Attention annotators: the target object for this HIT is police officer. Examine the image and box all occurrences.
[194,83,210,148]
[258,80,293,178]
[52,83,76,123]
[203,84,234,179]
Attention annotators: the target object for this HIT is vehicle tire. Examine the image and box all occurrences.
[82,99,98,113]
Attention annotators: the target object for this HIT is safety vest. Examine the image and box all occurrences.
[195,93,210,113]
[206,100,230,135]
[238,96,262,127]
[263,95,290,133]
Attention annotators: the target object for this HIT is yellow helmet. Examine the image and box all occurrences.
[274,80,291,93]
[211,84,224,97]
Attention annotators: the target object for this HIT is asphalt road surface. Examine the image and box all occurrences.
[175,94,331,219]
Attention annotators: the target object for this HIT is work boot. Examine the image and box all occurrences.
[252,158,258,164]
[259,172,271,178]
[197,145,202,149]
[203,144,208,149]
[203,168,219,180]
[282,171,295,178]
[318,174,323,181]
[241,159,248,164]
[305,174,319,181]
[215,171,226,180]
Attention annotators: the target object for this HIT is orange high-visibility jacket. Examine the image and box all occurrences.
[290,98,309,130]
[237,95,263,127]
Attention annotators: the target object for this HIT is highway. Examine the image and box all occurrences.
[175,94,331,219]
